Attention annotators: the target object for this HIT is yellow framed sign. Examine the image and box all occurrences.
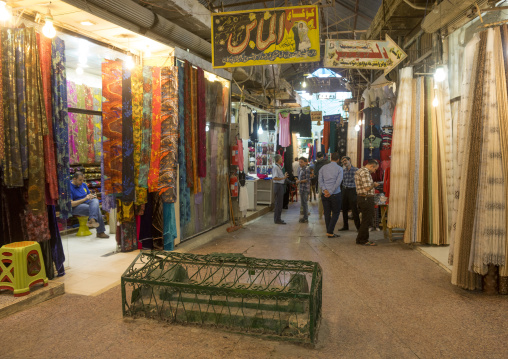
[211,5,320,68]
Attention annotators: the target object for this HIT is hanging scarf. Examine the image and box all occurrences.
[122,66,134,202]
[163,202,177,251]
[197,67,206,177]
[0,33,3,165]
[50,37,72,218]
[85,85,95,163]
[148,67,162,192]
[159,67,179,203]
[93,88,102,163]
[67,80,79,163]
[191,66,200,193]
[177,61,191,227]
[101,60,123,195]
[15,30,28,179]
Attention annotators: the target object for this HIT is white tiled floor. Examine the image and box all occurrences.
[54,225,140,296]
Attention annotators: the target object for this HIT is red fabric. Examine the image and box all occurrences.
[323,122,330,153]
[384,167,391,198]
[148,67,162,192]
[197,67,207,177]
[37,34,58,203]
[380,149,391,161]
[184,61,193,189]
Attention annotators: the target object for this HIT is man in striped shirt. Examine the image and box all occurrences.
[339,156,360,231]
[354,159,382,246]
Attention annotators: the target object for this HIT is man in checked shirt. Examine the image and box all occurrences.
[354,159,382,246]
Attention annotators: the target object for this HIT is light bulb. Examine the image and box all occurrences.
[205,125,209,132]
[355,124,360,132]
[432,96,439,107]
[302,81,307,88]
[145,47,151,58]
[434,67,446,82]
[125,56,135,70]
[76,67,84,75]
[258,127,263,135]
[42,17,56,39]
[0,1,11,22]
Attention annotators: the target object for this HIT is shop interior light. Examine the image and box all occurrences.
[145,46,151,58]
[205,125,209,132]
[434,67,446,82]
[257,126,263,135]
[42,5,56,39]
[76,67,84,75]
[302,80,307,88]
[78,55,87,66]
[355,124,360,132]
[432,96,439,107]
[80,20,95,26]
[125,55,135,70]
[0,1,11,22]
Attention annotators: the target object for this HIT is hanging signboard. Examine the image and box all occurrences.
[211,5,320,68]
[311,111,322,122]
[323,114,341,122]
[324,35,407,75]
[318,93,336,99]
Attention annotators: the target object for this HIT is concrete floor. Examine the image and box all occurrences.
[1,201,508,359]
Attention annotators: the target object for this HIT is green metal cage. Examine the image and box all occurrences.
[121,251,323,345]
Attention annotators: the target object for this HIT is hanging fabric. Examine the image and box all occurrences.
[191,66,200,193]
[67,81,78,164]
[184,61,193,189]
[0,31,3,165]
[197,67,206,177]
[148,67,162,193]
[122,65,135,202]
[93,88,102,164]
[85,85,95,163]
[102,60,123,195]
[159,66,179,203]
[131,66,147,205]
[163,202,177,251]
[177,61,191,226]
[278,111,290,147]
[51,36,72,219]
[37,34,58,203]
[76,86,88,164]
[138,66,153,190]
[322,121,330,153]
[15,30,28,179]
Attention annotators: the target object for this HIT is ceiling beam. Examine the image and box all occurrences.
[335,1,372,22]
[353,0,360,32]
[325,14,356,29]
[212,0,270,9]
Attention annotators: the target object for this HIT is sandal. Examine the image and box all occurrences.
[326,234,340,238]
[363,241,377,246]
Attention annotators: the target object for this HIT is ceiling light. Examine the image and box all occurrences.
[434,67,446,82]
[145,46,151,58]
[80,20,95,26]
[0,1,11,22]
[76,67,83,75]
[78,55,87,65]
[205,125,209,132]
[355,124,360,132]
[42,6,56,39]
[302,80,307,88]
[257,126,263,135]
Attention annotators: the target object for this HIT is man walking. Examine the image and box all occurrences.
[339,156,361,231]
[355,159,382,246]
[314,152,330,219]
[296,157,310,223]
[318,152,343,238]
[272,154,288,224]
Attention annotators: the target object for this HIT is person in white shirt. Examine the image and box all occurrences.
[292,157,300,178]
[273,154,289,224]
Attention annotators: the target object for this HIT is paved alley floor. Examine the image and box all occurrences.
[1,201,507,359]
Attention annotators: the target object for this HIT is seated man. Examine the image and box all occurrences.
[69,171,109,238]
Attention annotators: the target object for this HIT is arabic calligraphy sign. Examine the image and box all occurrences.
[318,93,336,100]
[324,35,407,75]
[311,111,322,122]
[212,6,320,68]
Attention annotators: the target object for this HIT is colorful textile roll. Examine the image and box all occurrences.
[67,81,79,164]
[184,61,193,189]
[148,67,162,193]
[159,67,179,203]
[37,34,58,203]
[51,37,72,219]
[102,60,123,195]
[122,66,135,202]
[177,61,191,226]
[197,67,206,177]
[15,29,28,179]
[138,66,152,189]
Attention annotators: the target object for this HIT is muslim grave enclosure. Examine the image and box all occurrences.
[121,252,323,344]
